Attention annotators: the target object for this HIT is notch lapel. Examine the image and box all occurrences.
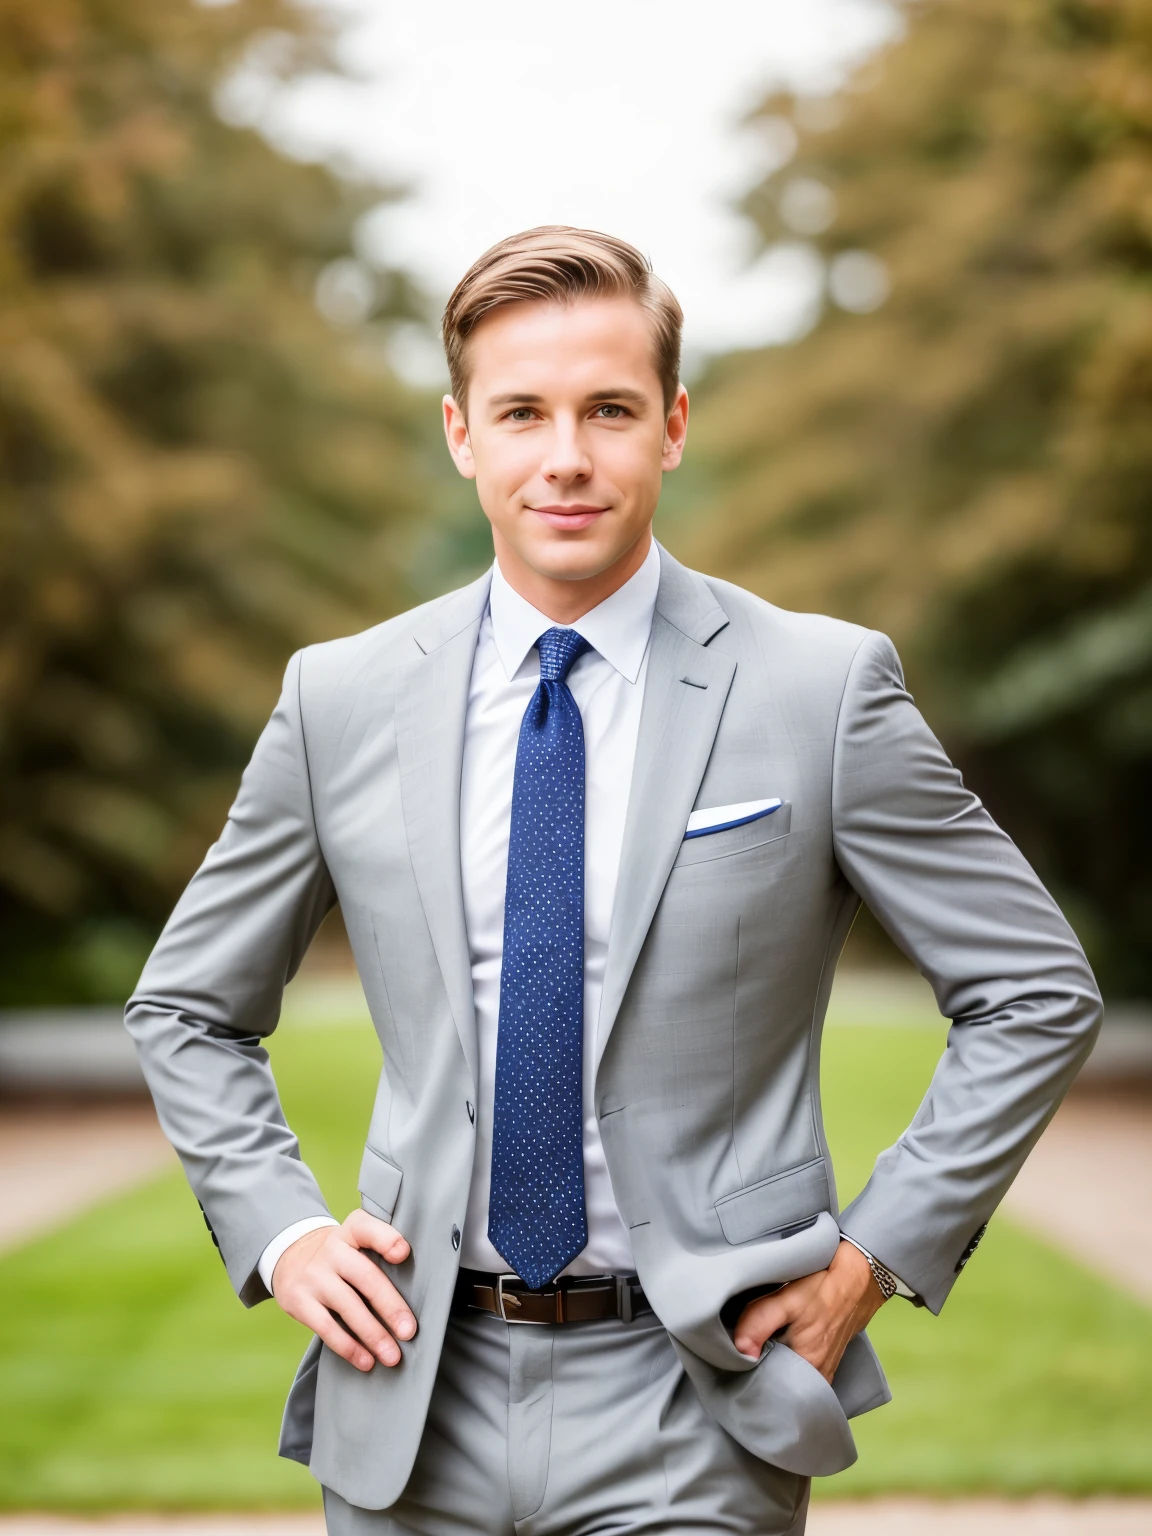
[394,573,491,1090]
[595,552,735,1073]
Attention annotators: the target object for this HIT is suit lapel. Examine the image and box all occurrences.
[394,573,491,1090]
[595,550,734,1073]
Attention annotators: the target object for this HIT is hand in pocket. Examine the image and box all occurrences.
[732,1239,886,1382]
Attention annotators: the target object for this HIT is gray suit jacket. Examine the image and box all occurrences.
[126,546,1102,1506]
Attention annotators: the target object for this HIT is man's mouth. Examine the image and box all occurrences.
[529,504,610,531]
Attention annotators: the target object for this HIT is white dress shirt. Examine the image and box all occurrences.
[258,540,659,1292]
[458,541,659,1275]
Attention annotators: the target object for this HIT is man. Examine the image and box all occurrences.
[126,227,1102,1535]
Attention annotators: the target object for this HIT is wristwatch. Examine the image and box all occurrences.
[862,1251,899,1301]
[839,1232,918,1302]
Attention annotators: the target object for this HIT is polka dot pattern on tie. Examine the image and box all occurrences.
[487,627,592,1288]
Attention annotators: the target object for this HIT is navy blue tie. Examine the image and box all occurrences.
[488,626,592,1287]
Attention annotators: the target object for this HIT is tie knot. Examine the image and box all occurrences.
[537,627,591,684]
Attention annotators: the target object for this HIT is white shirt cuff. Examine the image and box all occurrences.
[839,1231,919,1301]
[258,1216,339,1295]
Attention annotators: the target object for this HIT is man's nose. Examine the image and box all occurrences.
[541,420,592,482]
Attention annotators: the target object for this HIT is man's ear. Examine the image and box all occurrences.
[661,384,690,472]
[442,395,476,479]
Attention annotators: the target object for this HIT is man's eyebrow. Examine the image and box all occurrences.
[485,387,652,409]
[585,387,649,406]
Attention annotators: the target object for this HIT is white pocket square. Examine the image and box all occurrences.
[684,798,783,840]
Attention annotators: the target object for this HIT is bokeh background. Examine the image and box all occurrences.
[1,0,1150,1521]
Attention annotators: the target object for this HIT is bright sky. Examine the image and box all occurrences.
[218,0,900,380]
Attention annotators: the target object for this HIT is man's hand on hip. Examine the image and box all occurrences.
[733,1238,887,1382]
[272,1209,416,1373]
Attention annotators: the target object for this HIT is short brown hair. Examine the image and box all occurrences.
[442,226,683,413]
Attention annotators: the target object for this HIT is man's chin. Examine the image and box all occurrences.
[525,544,630,584]
[519,526,651,585]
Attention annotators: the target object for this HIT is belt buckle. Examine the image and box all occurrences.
[496,1273,552,1324]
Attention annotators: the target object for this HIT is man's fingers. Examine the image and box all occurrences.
[336,1245,418,1342]
[271,1213,418,1368]
[732,1272,827,1359]
[732,1292,791,1358]
[316,1274,402,1367]
[293,1297,377,1374]
[344,1208,411,1264]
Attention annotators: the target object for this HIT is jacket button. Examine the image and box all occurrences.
[466,1101,475,1124]
[451,1225,461,1250]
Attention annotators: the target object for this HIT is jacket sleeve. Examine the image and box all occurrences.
[125,649,337,1306]
[832,631,1102,1313]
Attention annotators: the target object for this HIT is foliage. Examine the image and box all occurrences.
[1,999,1150,1506]
[674,0,1152,995]
[0,0,429,1003]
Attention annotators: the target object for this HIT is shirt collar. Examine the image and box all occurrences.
[488,539,660,684]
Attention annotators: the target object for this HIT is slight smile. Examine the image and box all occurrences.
[529,504,611,531]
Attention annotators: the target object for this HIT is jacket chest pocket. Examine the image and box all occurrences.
[673,801,792,870]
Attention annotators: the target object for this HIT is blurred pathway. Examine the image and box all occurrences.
[809,1500,1152,1533]
[2,1500,1152,1533]
[0,1103,175,1254]
[1003,1094,1152,1304]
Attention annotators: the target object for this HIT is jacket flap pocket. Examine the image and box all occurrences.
[715,1158,830,1246]
[358,1144,403,1223]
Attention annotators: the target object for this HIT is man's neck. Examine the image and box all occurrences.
[492,531,654,625]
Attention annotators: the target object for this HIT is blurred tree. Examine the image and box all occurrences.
[677,0,1152,996]
[0,0,427,1003]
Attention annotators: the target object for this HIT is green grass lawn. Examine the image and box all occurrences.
[816,1020,1152,1497]
[0,982,1149,1509]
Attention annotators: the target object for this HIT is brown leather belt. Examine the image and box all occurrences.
[453,1268,651,1325]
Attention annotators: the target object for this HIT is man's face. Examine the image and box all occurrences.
[442,296,688,588]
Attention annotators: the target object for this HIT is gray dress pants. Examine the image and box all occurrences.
[322,1306,810,1535]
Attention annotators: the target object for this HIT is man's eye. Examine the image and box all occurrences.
[595,404,625,418]
[508,407,535,422]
